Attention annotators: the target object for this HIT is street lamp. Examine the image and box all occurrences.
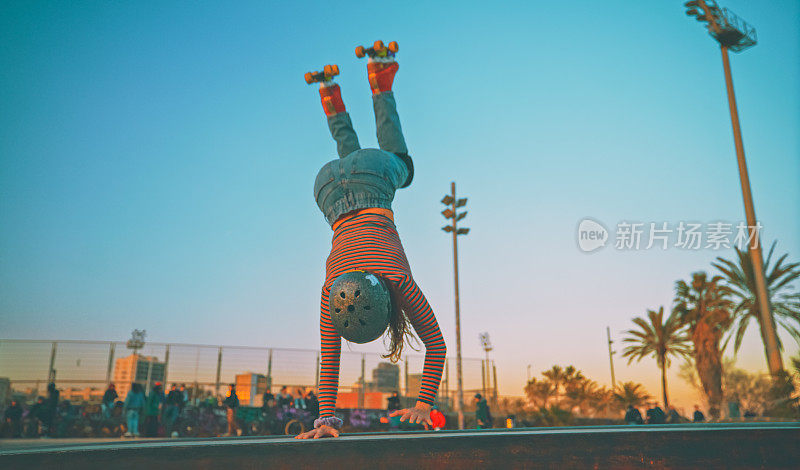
[479,332,493,402]
[441,182,469,429]
[684,1,783,375]
[127,329,146,356]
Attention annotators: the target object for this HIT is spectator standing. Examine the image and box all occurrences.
[387,391,401,411]
[124,383,145,437]
[474,394,492,429]
[43,383,59,436]
[204,393,218,408]
[262,390,275,411]
[164,384,183,437]
[692,405,706,423]
[294,388,307,410]
[277,386,292,409]
[305,390,319,419]
[223,384,240,437]
[646,403,666,424]
[3,399,24,437]
[624,405,644,425]
[144,383,165,437]
[102,383,118,419]
[30,397,46,436]
[178,384,188,412]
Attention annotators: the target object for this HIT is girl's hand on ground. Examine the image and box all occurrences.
[390,402,432,426]
[294,424,340,439]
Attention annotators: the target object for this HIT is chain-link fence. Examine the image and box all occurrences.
[0,339,498,412]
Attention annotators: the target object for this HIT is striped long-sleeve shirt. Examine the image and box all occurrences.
[319,212,446,418]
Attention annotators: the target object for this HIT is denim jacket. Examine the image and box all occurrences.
[314,148,409,226]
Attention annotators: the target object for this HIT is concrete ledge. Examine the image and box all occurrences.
[1,423,798,469]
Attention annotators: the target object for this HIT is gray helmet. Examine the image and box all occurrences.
[329,270,391,344]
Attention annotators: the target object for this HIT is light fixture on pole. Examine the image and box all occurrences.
[441,182,469,429]
[683,0,782,375]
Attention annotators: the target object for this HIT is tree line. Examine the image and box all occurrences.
[621,242,800,419]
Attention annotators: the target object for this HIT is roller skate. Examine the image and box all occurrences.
[304,64,345,116]
[355,40,399,95]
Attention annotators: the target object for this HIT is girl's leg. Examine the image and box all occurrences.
[373,91,408,156]
[319,83,361,158]
[370,60,407,155]
[369,61,413,186]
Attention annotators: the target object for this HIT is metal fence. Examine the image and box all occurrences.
[0,339,497,411]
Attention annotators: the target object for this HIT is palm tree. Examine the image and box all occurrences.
[564,378,612,417]
[524,378,555,410]
[712,242,800,358]
[613,381,652,408]
[541,365,568,398]
[674,272,734,418]
[622,306,692,410]
[590,386,621,417]
[541,365,583,407]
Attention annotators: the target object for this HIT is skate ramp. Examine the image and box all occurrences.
[1,423,798,469]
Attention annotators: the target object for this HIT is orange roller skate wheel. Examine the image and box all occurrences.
[355,45,365,58]
[323,64,339,77]
[388,41,399,53]
[373,40,385,51]
[304,72,314,84]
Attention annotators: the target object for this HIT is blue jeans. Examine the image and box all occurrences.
[126,409,140,436]
[327,92,408,159]
[315,93,414,225]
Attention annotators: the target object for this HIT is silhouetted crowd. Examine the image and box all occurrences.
[2,382,334,439]
[622,402,752,425]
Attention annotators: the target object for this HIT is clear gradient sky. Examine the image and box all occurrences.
[1,0,799,411]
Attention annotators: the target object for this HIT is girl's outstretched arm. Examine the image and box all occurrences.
[390,275,447,423]
[296,286,342,439]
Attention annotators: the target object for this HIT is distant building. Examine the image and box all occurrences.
[406,373,423,396]
[335,391,385,409]
[235,373,267,406]
[113,354,165,399]
[368,362,400,392]
[60,387,104,404]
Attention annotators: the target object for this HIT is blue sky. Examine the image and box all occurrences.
[1,0,798,409]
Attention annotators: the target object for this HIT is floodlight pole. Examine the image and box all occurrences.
[441,181,469,429]
[684,0,783,375]
[719,45,783,374]
[450,182,465,430]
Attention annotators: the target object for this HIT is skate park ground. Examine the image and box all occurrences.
[1,422,798,469]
